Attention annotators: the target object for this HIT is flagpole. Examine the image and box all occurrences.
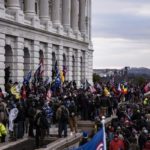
[101,116,107,150]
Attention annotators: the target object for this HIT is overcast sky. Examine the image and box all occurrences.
[92,0,150,69]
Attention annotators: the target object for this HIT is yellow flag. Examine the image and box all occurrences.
[60,70,65,83]
[104,87,110,97]
[10,85,21,100]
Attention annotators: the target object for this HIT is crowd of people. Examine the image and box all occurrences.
[0,78,149,149]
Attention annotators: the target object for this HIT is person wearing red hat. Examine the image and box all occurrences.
[109,134,125,150]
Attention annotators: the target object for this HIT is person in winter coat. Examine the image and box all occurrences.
[138,129,148,150]
[42,102,53,136]
[109,134,125,150]
[8,104,18,140]
[0,98,8,126]
[34,107,49,148]
[56,102,69,138]
[129,137,140,150]
[68,100,78,133]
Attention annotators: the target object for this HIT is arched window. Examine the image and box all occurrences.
[5,45,13,84]
[24,48,30,75]
[80,56,83,80]
[52,52,56,79]
[72,55,75,81]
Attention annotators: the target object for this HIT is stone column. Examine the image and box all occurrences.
[88,50,93,84]
[13,37,24,82]
[62,0,71,31]
[76,49,81,87]
[71,0,79,32]
[79,0,86,34]
[52,0,61,27]
[68,48,73,81]
[39,0,52,30]
[0,33,5,90]
[84,51,89,80]
[0,0,5,18]
[39,0,49,21]
[24,0,35,17]
[57,45,63,70]
[31,41,40,73]
[7,0,20,10]
[45,43,52,81]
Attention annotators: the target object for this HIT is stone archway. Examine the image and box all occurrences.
[52,52,56,79]
[39,49,44,62]
[63,53,66,67]
[24,47,30,76]
[4,45,13,84]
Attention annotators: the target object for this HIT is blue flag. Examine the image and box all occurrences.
[23,71,32,84]
[75,128,105,150]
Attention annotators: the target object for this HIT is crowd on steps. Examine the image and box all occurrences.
[0,78,149,149]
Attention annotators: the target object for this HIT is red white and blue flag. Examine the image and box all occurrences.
[75,128,106,150]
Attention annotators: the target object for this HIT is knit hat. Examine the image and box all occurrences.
[82,131,88,139]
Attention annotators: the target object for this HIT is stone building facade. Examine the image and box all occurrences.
[0,0,93,90]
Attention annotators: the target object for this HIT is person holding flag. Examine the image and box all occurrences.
[74,116,106,150]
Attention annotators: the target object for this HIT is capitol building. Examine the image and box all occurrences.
[0,0,93,90]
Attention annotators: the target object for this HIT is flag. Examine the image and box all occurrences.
[89,86,97,93]
[75,128,105,150]
[144,82,150,93]
[52,61,59,79]
[63,65,67,78]
[46,88,52,102]
[10,84,21,100]
[104,87,110,97]
[44,76,51,85]
[21,85,27,100]
[34,64,41,82]
[34,59,44,83]
[60,70,65,83]
[23,71,32,84]
[83,79,91,90]
[39,58,44,77]
[117,83,121,92]
[122,85,128,95]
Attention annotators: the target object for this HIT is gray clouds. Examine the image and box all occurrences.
[92,0,150,69]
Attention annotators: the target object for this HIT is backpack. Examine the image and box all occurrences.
[60,107,69,122]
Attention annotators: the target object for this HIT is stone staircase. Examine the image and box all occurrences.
[0,115,117,150]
